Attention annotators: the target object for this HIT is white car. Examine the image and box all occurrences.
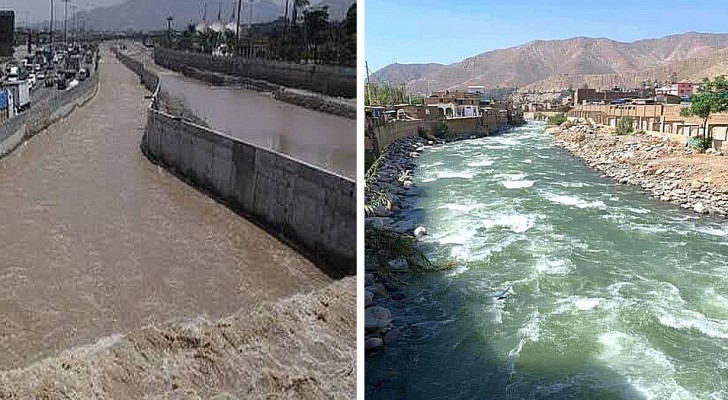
[28,73,36,87]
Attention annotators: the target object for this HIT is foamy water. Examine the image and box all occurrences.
[366,123,728,400]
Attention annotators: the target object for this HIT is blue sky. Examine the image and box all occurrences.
[365,0,728,72]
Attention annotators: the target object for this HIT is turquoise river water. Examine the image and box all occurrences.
[365,122,728,400]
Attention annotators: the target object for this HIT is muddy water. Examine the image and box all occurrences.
[0,49,330,369]
[123,43,356,179]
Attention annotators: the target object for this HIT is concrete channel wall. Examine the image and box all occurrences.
[113,49,356,277]
[112,48,159,92]
[0,73,98,159]
[154,47,356,98]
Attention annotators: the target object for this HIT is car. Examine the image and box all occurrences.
[56,79,67,90]
[37,72,45,80]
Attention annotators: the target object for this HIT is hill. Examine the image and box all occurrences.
[36,0,354,32]
[372,32,728,94]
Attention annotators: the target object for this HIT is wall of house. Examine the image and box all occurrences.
[154,47,356,98]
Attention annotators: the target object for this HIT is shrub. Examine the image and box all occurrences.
[417,126,435,140]
[688,136,711,152]
[616,117,634,135]
[431,118,449,138]
[547,113,567,125]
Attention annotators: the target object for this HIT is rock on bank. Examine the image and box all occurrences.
[552,122,728,217]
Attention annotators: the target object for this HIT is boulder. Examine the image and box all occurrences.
[365,290,373,306]
[365,306,392,331]
[693,203,709,214]
[383,328,401,345]
[365,337,384,351]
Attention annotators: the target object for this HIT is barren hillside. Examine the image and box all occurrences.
[373,32,728,94]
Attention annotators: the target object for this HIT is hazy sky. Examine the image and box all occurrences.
[0,0,124,23]
[0,0,292,24]
[366,0,728,72]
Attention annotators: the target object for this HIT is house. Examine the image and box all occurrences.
[655,82,695,97]
[425,90,481,118]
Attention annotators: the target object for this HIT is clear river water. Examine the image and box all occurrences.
[365,122,728,400]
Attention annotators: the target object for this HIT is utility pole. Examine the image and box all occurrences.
[365,61,372,105]
[166,16,173,48]
[50,0,54,52]
[62,0,70,44]
[71,4,76,44]
[235,0,242,57]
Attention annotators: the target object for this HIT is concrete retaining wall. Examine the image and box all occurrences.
[154,47,355,98]
[114,49,356,277]
[112,47,159,92]
[0,74,98,160]
[142,110,355,277]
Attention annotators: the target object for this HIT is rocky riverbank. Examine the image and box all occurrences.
[551,122,728,217]
[363,135,436,353]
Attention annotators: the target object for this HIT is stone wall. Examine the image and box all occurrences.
[142,110,356,277]
[154,47,356,98]
[0,73,98,159]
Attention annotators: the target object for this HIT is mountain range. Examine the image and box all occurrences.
[35,0,354,32]
[371,32,728,94]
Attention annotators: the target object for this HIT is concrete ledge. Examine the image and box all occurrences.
[142,110,356,277]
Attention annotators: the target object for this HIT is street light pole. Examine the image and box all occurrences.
[166,16,173,47]
[62,0,70,44]
[235,0,242,57]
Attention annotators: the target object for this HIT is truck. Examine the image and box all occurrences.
[4,80,30,113]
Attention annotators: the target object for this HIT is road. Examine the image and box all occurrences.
[0,48,331,369]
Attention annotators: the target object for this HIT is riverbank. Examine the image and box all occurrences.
[364,129,519,352]
[551,121,728,217]
[364,135,432,352]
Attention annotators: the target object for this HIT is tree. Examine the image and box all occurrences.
[680,75,728,142]
[303,6,329,63]
[670,71,678,84]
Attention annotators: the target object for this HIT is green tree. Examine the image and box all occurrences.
[679,75,728,142]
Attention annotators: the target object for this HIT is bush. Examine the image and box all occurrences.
[547,113,567,125]
[417,126,435,140]
[616,117,634,135]
[431,118,449,138]
[688,136,711,152]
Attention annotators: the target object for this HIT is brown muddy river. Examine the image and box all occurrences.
[0,49,330,370]
[124,43,356,179]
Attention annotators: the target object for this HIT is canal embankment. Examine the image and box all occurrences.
[114,47,356,277]
[153,46,356,119]
[551,121,728,217]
